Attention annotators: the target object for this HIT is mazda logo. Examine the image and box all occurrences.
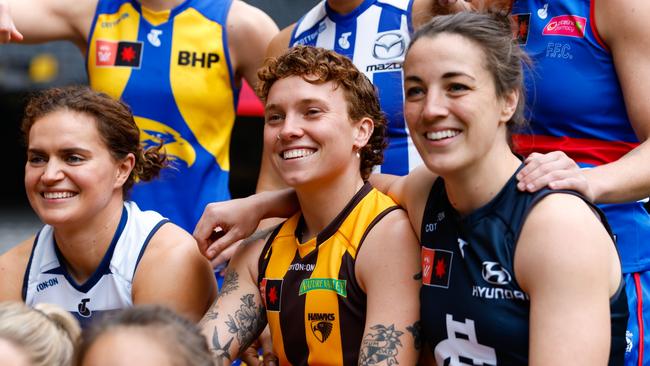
[373,33,405,60]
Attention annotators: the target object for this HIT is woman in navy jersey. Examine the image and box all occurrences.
[0,86,216,326]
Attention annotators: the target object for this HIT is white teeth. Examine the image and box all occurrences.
[282,148,315,160]
[43,192,76,199]
[426,130,460,141]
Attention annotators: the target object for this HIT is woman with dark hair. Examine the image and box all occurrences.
[193,13,628,365]
[76,305,213,366]
[0,86,217,326]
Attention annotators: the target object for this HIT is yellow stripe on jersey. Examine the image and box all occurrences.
[87,2,140,99]
[170,8,234,170]
[140,6,170,26]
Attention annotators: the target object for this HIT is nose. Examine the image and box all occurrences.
[421,89,449,121]
[277,112,304,141]
[41,159,65,184]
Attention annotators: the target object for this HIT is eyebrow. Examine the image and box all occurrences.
[404,72,476,82]
[27,147,92,155]
[265,98,328,112]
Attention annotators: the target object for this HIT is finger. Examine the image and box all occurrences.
[206,229,243,259]
[517,156,575,188]
[547,177,593,200]
[240,345,262,366]
[521,169,581,193]
[11,27,22,41]
[210,243,241,270]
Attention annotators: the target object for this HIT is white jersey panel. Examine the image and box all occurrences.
[23,201,167,327]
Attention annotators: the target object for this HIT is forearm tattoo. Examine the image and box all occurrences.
[220,270,240,297]
[359,324,404,365]
[225,293,267,355]
[406,321,422,351]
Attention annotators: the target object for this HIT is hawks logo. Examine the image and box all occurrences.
[308,313,335,343]
[135,117,196,168]
[95,40,143,68]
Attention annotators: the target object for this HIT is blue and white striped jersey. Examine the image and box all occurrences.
[290,0,422,175]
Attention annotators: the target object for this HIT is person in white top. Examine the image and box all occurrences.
[0,86,217,325]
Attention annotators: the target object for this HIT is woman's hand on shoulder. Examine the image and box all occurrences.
[516,151,594,201]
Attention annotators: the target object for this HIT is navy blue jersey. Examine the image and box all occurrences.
[419,168,628,365]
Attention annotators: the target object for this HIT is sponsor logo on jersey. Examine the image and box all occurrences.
[373,32,405,60]
[77,298,92,318]
[36,277,59,292]
[177,51,220,68]
[471,286,529,301]
[95,40,143,68]
[299,278,347,297]
[546,42,573,59]
[365,62,402,73]
[147,29,163,47]
[308,313,335,343]
[512,13,531,45]
[338,32,352,49]
[288,263,315,272]
[543,15,587,38]
[481,261,511,285]
[260,278,283,312]
[293,22,326,46]
[421,248,453,288]
[135,117,196,168]
[100,13,130,28]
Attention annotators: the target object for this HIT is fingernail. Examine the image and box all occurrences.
[517,182,525,190]
[526,183,534,190]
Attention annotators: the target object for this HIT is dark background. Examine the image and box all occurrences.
[0,0,319,207]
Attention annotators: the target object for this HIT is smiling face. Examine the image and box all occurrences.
[403,33,517,177]
[264,76,371,189]
[24,110,132,227]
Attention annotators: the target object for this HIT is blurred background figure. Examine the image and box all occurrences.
[75,305,213,366]
[0,301,80,366]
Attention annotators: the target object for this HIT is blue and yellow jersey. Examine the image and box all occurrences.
[87,0,236,230]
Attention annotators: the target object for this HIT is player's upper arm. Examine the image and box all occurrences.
[0,237,34,301]
[199,236,268,365]
[356,208,422,365]
[227,0,278,89]
[515,193,620,365]
[265,24,294,59]
[133,223,217,323]
[6,0,95,47]
[597,0,650,140]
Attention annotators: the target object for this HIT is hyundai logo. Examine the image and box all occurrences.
[373,33,405,60]
[481,261,512,286]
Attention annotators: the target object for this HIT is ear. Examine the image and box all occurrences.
[115,153,136,188]
[353,117,374,151]
[499,89,519,124]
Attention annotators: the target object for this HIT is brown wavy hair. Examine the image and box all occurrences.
[256,46,387,180]
[21,86,167,197]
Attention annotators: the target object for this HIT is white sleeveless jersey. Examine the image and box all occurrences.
[290,0,423,175]
[22,201,168,328]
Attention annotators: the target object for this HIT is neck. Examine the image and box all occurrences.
[327,0,366,15]
[294,167,365,242]
[443,143,521,216]
[139,0,184,11]
[52,196,124,283]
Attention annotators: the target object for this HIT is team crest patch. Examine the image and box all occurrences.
[543,15,587,38]
[299,278,347,297]
[260,278,283,312]
[421,247,453,288]
[95,40,143,68]
[308,313,335,343]
[512,13,531,45]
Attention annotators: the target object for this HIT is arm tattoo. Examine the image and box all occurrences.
[406,321,422,351]
[358,324,404,365]
[220,270,239,297]
[224,293,267,355]
[209,320,235,366]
